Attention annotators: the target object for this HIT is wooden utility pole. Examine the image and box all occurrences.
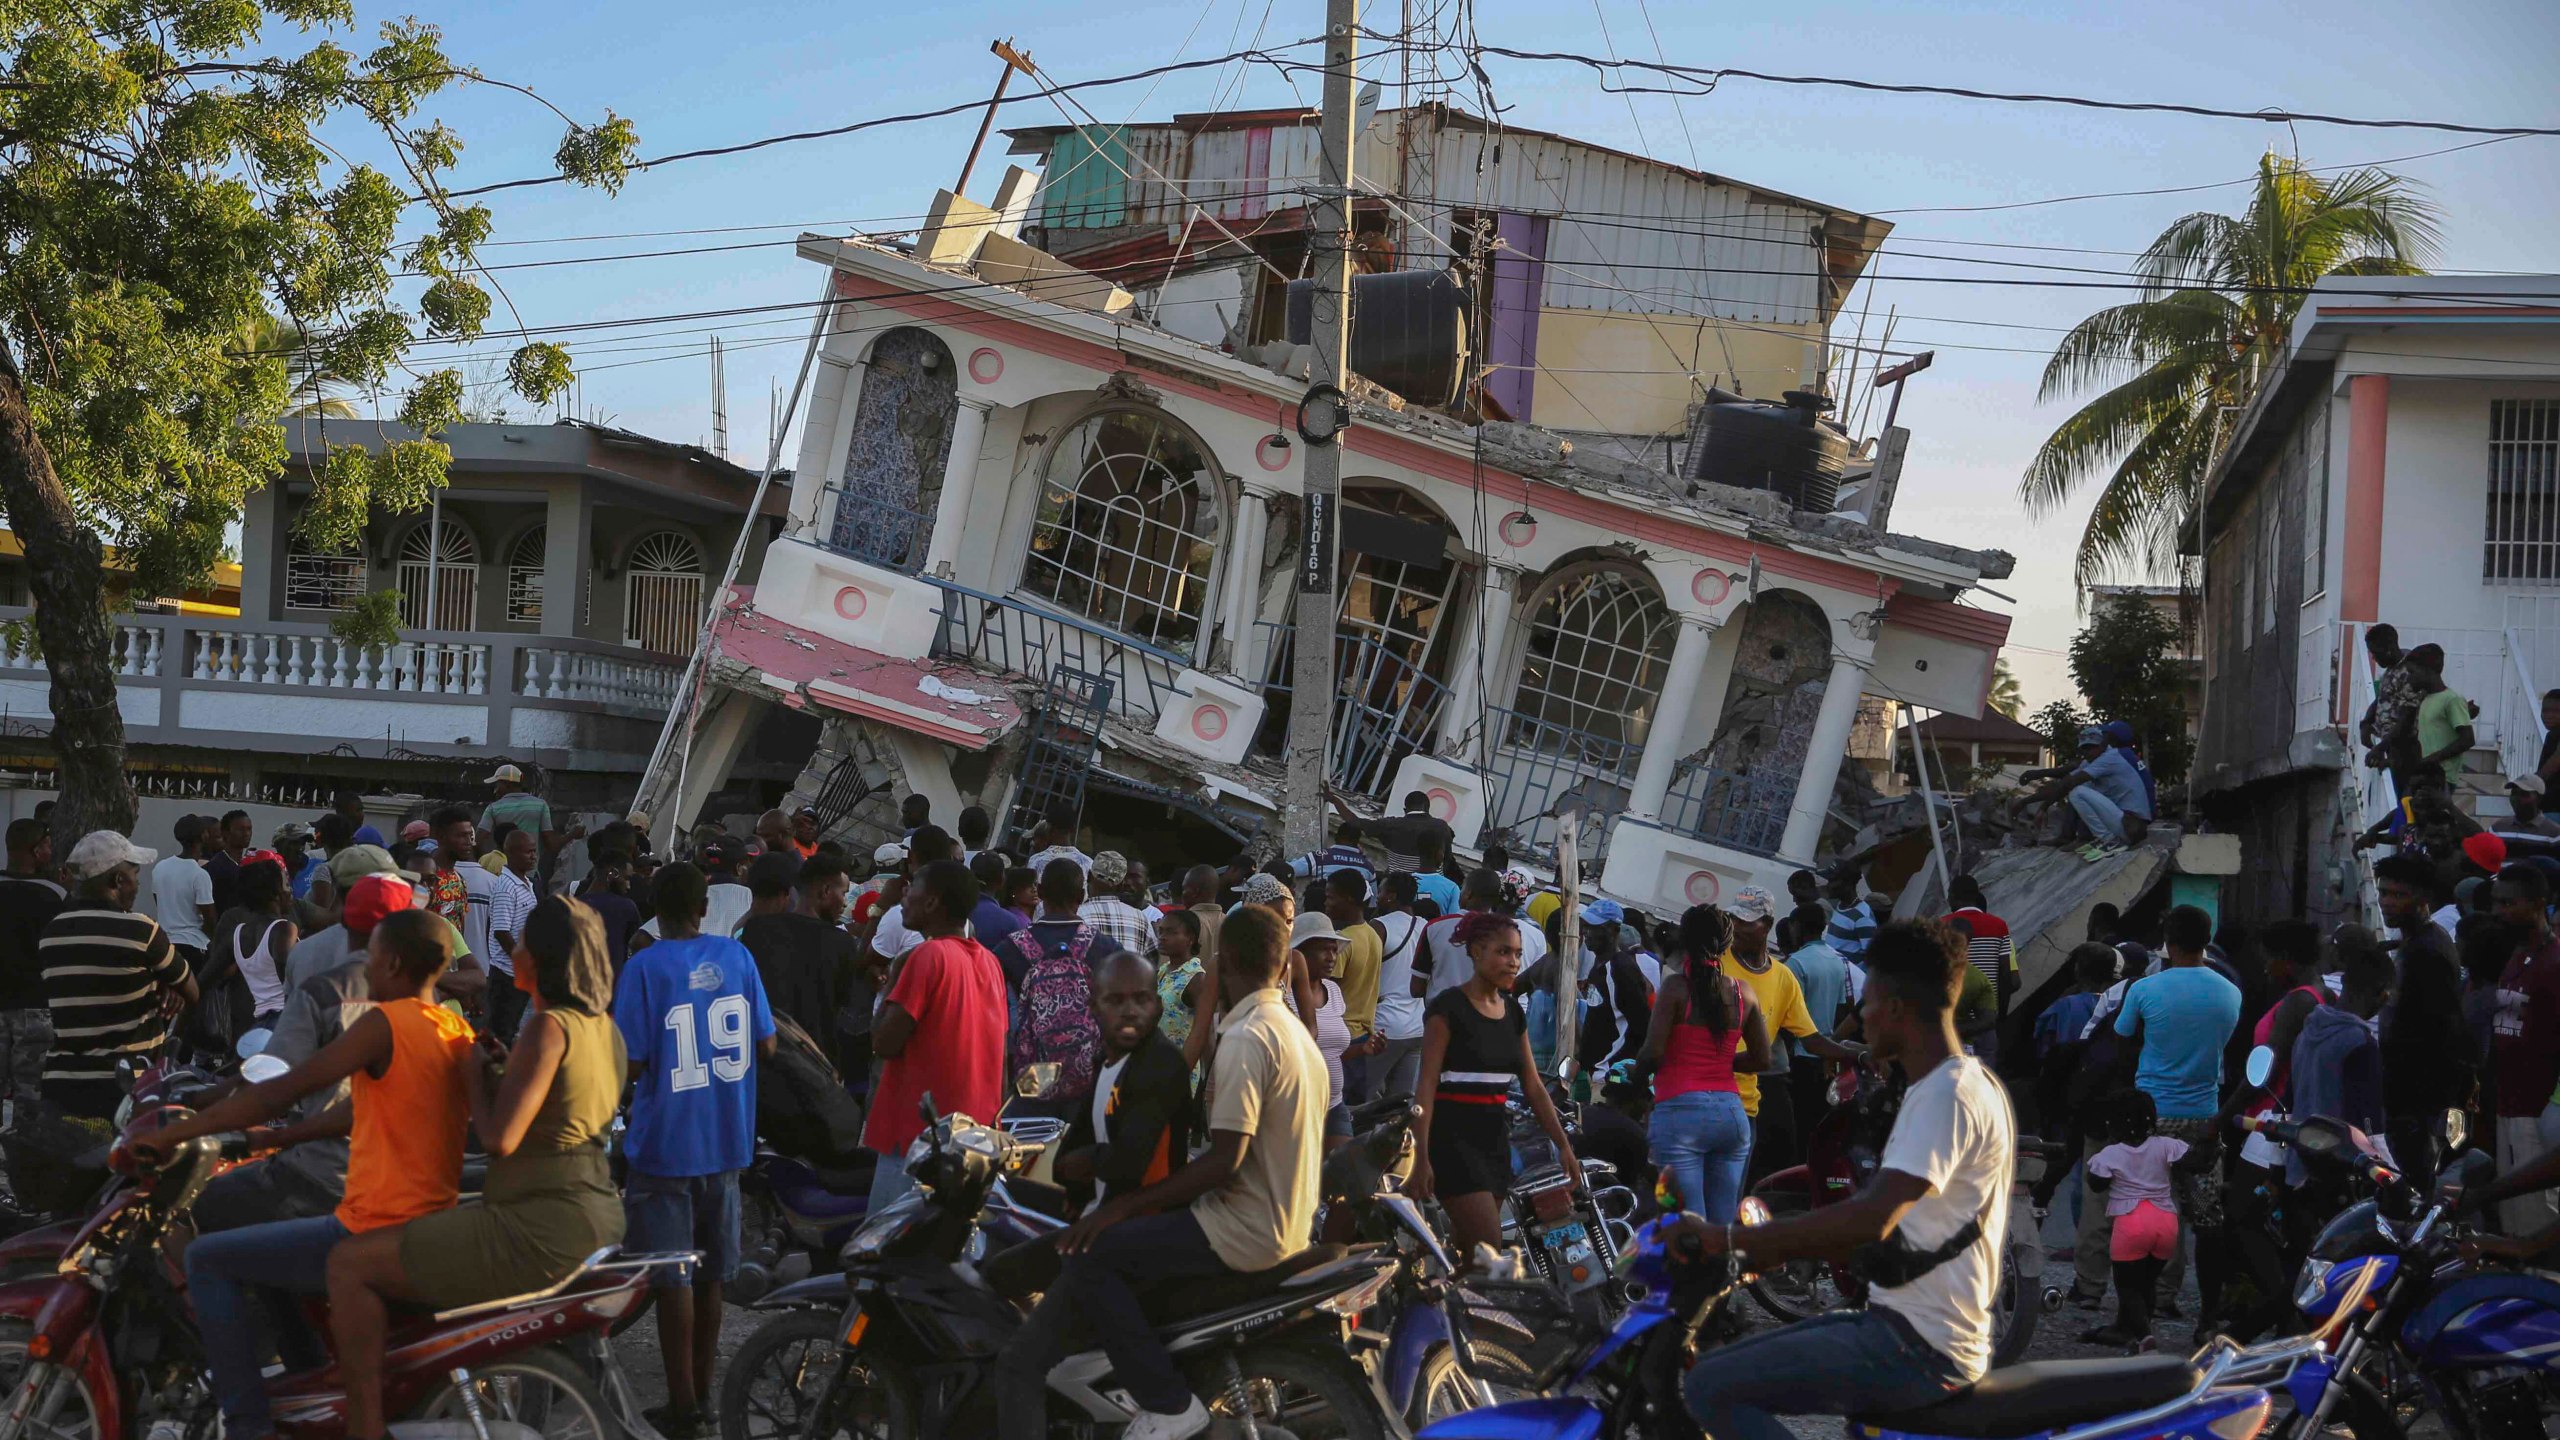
[956,40,1037,199]
[1553,813,1583,1082]
[1282,0,1359,855]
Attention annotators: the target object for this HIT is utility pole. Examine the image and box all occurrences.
[1282,0,1358,856]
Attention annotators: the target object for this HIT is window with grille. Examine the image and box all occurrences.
[1019,407,1224,654]
[396,521,479,631]
[507,526,546,624]
[1505,566,1677,747]
[285,536,365,612]
[622,531,704,655]
[2485,399,2560,583]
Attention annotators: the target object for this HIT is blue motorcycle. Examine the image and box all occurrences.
[2254,1108,2560,1440]
[1418,1212,2289,1440]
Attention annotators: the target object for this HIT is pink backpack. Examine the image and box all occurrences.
[1007,924,1099,1101]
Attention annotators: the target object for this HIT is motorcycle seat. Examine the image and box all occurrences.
[2401,1270,2560,1350]
[1005,1177,1073,1220]
[802,1159,877,1193]
[1138,1243,1350,1325]
[1855,1355,2198,1438]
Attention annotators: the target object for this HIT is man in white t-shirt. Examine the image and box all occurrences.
[1671,919,2016,1440]
[151,815,218,965]
[1422,869,1548,999]
[1368,872,1431,1099]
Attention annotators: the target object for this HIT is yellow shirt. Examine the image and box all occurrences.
[1721,950,1815,1117]
[1196,988,1329,1271]
[1336,922,1383,1036]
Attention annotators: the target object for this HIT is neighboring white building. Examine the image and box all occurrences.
[2193,274,2560,924]
[639,173,2017,921]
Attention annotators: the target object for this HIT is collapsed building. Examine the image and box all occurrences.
[639,105,2019,920]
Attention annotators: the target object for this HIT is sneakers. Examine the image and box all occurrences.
[1123,1397,1212,1440]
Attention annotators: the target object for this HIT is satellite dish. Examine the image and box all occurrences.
[1356,80,1381,134]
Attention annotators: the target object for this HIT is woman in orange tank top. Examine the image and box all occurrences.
[142,901,473,1440]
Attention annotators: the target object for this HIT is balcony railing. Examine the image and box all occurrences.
[925,580,1185,726]
[1480,706,1644,869]
[520,647,684,717]
[1254,622,1451,800]
[1660,761,1791,857]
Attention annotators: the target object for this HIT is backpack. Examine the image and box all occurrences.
[756,1013,867,1165]
[1008,924,1099,1101]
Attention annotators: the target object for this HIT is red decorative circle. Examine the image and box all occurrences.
[1426,787,1458,822]
[1190,704,1229,742]
[1692,569,1732,606]
[1683,870,1722,906]
[1498,511,1537,547]
[833,586,869,622]
[967,347,1003,384]
[1255,435,1292,472]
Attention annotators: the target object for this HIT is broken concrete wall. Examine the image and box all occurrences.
[782,715,915,857]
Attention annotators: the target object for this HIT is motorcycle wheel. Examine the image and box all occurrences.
[1215,1343,1386,1440]
[421,1345,612,1440]
[718,1310,916,1440]
[1988,1249,2038,1368]
[1741,1191,1858,1324]
[0,1322,98,1440]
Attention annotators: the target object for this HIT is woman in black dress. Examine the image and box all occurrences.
[1410,910,1581,1259]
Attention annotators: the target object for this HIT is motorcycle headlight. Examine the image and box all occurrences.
[843,1194,925,1264]
[2295,1257,2334,1311]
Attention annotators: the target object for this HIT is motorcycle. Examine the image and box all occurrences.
[1416,1209,2290,1440]
[2236,1048,2559,1440]
[0,1114,686,1440]
[1744,1063,2054,1365]
[1506,1087,1641,1326]
[719,1080,1407,1440]
[731,1147,876,1304]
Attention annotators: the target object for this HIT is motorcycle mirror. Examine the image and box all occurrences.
[2244,1045,2276,1089]
[1015,1062,1059,1098]
[2292,1117,2350,1158]
[235,1027,273,1059]
[240,1054,291,1085]
[2444,1107,2469,1153]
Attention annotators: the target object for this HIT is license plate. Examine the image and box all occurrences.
[1539,1220,1586,1251]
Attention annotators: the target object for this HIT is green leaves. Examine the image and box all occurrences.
[0,0,638,609]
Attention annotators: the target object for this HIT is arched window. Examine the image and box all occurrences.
[1506,565,1677,747]
[506,527,546,624]
[1019,406,1224,654]
[623,530,704,656]
[396,521,478,631]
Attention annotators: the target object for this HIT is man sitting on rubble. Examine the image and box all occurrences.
[2019,725,2152,855]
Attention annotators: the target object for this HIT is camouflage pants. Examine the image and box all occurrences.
[0,1009,51,1110]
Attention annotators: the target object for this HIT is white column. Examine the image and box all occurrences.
[1623,613,1720,822]
[789,358,864,542]
[922,398,992,578]
[1778,649,1876,865]
[1218,484,1273,681]
[1437,560,1522,762]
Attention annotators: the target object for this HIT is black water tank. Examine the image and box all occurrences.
[1682,388,1851,513]
[1283,270,1469,409]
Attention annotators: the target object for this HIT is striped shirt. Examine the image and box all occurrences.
[1824,900,1878,960]
[1944,907,2015,998]
[39,907,187,1085]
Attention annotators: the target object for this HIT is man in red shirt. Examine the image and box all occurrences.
[2491,864,2560,1236]
[863,859,1007,1215]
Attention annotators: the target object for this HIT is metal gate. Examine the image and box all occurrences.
[623,532,705,656]
[396,521,478,631]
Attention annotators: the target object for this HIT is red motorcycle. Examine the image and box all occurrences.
[1743,1063,2057,1366]
[0,1117,682,1440]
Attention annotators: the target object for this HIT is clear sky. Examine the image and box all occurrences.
[352,0,2560,710]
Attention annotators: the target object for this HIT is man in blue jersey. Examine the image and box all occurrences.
[616,861,777,1439]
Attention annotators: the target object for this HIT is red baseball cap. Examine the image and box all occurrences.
[343,872,418,935]
[2463,831,2508,874]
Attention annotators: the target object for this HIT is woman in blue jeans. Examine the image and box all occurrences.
[1637,904,1772,1219]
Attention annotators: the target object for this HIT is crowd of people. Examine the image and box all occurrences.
[0,729,2554,1440]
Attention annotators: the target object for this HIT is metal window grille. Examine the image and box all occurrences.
[507,527,546,624]
[623,531,704,656]
[395,521,478,630]
[285,545,365,612]
[1505,567,1677,750]
[1019,408,1222,655]
[2485,399,2560,583]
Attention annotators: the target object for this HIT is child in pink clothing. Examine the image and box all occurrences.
[2083,1090,2188,1351]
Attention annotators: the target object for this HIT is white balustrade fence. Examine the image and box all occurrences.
[189,631,490,695]
[519,648,684,715]
[0,624,164,676]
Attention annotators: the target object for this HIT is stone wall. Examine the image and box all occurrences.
[781,715,912,857]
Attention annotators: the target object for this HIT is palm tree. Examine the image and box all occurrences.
[1987,658,2024,719]
[2022,155,2439,588]
[235,312,364,419]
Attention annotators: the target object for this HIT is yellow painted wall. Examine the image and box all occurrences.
[1525,309,1822,437]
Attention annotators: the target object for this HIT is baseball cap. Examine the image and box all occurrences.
[1580,897,1624,926]
[328,843,399,887]
[488,763,525,785]
[341,872,418,935]
[794,804,821,821]
[872,840,909,867]
[2102,720,2137,746]
[698,834,740,873]
[1242,872,1291,907]
[399,819,432,842]
[1727,885,1778,924]
[273,820,315,846]
[2462,831,2508,873]
[2076,725,2106,748]
[1290,912,1342,949]
[64,830,154,881]
[2511,773,2547,796]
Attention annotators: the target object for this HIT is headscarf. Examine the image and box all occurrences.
[522,895,615,1015]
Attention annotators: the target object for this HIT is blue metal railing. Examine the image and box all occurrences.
[1255,622,1453,800]
[1479,706,1644,869]
[824,481,935,575]
[926,579,1186,727]
[1659,761,1791,857]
